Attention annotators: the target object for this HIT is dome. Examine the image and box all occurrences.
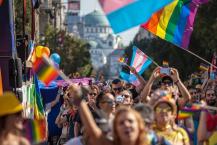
[84,10,110,26]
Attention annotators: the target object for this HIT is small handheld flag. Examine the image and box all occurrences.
[118,57,128,64]
[120,46,152,85]
[199,63,209,71]
[32,56,59,86]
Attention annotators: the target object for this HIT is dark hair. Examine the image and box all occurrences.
[0,116,7,133]
[112,79,121,85]
[90,85,100,94]
[161,76,173,83]
[133,103,154,124]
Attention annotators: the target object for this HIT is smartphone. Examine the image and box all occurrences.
[116,95,124,103]
[160,67,171,76]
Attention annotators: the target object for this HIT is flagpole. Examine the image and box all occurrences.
[180,47,217,69]
[137,47,160,67]
[148,57,159,67]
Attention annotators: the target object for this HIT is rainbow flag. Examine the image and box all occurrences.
[177,104,201,119]
[25,119,47,144]
[118,57,128,63]
[33,56,59,86]
[141,0,208,49]
[33,75,45,120]
[99,0,173,33]
[199,63,209,71]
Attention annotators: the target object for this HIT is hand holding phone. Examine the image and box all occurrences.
[160,67,171,76]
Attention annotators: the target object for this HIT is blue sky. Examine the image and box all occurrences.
[80,0,139,46]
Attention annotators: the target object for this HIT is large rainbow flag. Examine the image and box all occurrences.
[141,0,208,49]
[99,0,173,33]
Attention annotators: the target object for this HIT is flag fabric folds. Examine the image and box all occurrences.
[177,104,201,119]
[141,0,208,49]
[120,46,152,85]
[32,56,59,86]
[33,75,45,120]
[99,0,173,33]
[25,119,47,144]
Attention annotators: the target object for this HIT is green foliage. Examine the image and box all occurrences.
[42,25,92,76]
[127,1,217,81]
[14,0,31,35]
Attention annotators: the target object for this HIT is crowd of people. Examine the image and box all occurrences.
[52,66,217,145]
[0,66,216,145]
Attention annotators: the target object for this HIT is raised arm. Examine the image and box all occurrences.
[128,66,146,86]
[140,67,160,103]
[171,68,191,107]
[79,101,113,145]
[197,110,212,143]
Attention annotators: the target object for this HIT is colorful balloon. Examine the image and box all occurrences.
[35,46,43,58]
[50,53,61,64]
[42,47,50,57]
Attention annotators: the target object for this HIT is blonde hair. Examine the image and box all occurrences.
[113,107,148,145]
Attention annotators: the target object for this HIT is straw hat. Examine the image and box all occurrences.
[0,92,23,117]
[153,96,177,115]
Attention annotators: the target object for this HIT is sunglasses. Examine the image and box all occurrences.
[122,94,131,98]
[101,100,116,105]
[113,87,123,92]
[190,91,197,95]
[207,93,215,97]
[155,107,172,113]
[89,93,97,96]
[162,81,173,86]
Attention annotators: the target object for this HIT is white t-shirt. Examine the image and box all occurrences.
[65,136,83,145]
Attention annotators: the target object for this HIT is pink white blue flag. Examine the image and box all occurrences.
[120,46,152,85]
[99,0,173,33]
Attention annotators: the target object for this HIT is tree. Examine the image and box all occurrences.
[14,0,31,35]
[42,25,92,76]
[127,1,217,80]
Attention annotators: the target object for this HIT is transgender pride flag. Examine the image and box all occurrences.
[120,46,152,85]
[99,0,173,33]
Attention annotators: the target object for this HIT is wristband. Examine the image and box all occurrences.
[174,80,180,84]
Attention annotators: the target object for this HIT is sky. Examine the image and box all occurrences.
[80,0,139,46]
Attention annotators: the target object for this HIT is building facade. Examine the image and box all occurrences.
[66,10,124,78]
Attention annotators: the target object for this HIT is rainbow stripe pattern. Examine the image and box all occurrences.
[33,56,59,86]
[177,103,201,119]
[25,119,47,144]
[99,0,173,33]
[141,0,208,49]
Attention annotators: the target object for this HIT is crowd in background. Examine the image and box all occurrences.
[0,66,216,145]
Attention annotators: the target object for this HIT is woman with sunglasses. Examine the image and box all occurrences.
[71,85,149,145]
[0,92,30,145]
[96,92,115,120]
[119,90,133,108]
